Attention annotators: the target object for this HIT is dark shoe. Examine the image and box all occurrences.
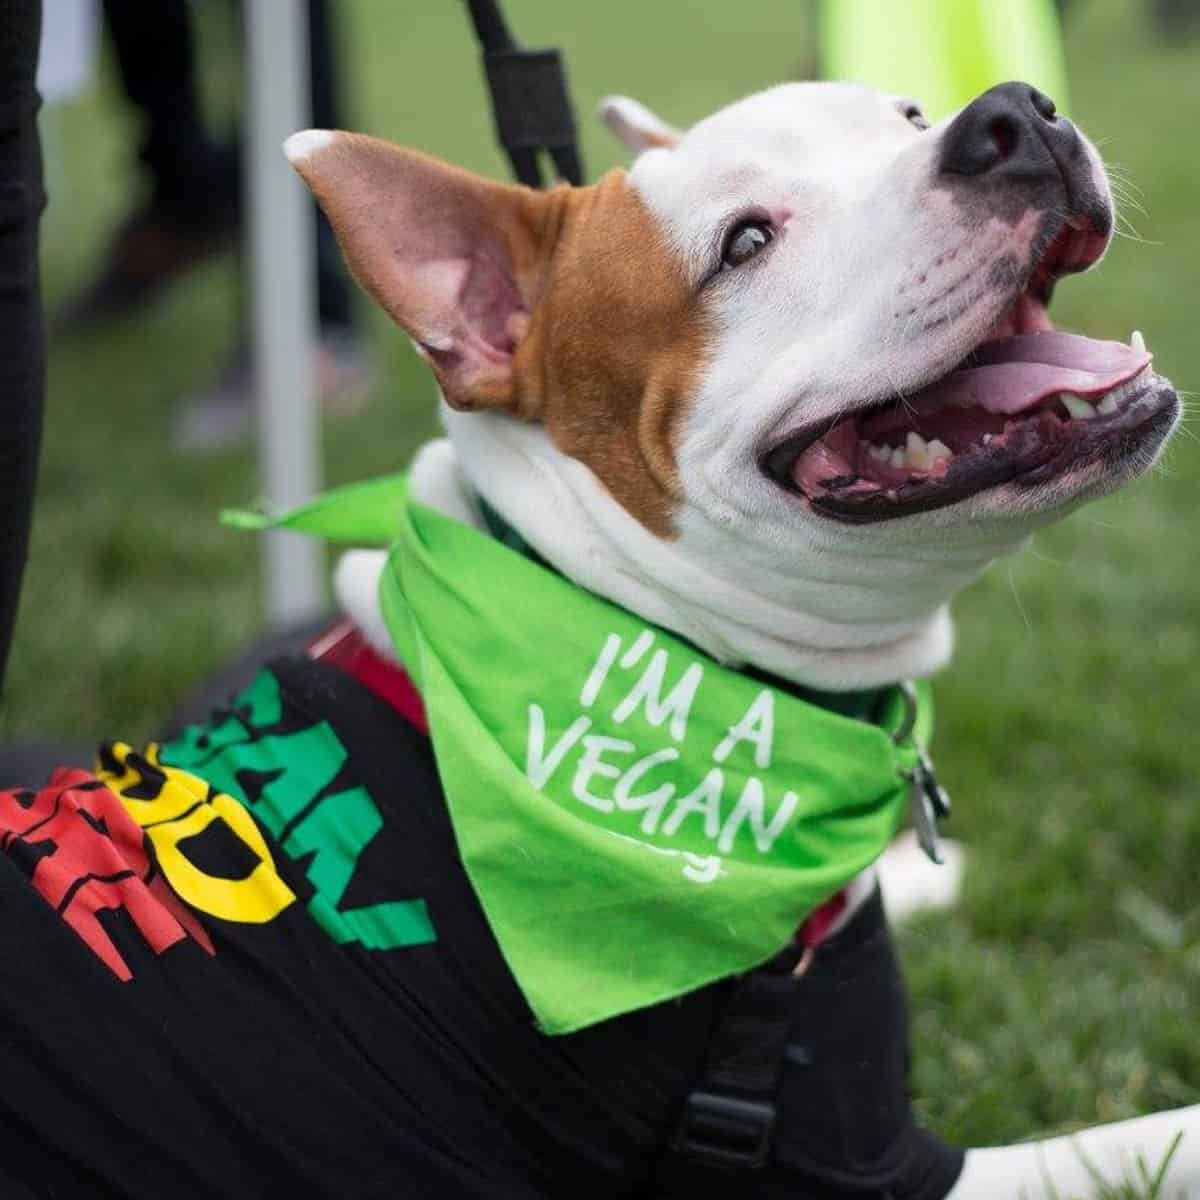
[54,203,235,334]
[170,329,374,453]
[1155,0,1200,36]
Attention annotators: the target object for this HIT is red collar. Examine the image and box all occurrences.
[308,621,430,735]
[308,621,850,962]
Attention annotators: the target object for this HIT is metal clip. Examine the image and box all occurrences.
[906,751,951,864]
[893,683,952,865]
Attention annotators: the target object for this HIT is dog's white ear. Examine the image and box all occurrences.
[598,95,681,154]
[284,130,564,414]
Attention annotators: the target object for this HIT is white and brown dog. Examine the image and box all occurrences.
[286,80,1193,1197]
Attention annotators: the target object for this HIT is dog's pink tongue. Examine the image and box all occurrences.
[910,332,1150,417]
[855,332,1151,445]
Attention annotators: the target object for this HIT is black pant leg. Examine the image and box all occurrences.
[0,0,45,696]
[307,0,354,331]
[101,0,234,217]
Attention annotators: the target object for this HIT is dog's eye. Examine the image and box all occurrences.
[721,220,773,270]
[903,103,930,131]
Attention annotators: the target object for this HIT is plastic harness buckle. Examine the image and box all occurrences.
[672,1090,776,1170]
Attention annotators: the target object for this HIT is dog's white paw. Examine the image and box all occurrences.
[409,437,484,529]
[876,829,966,924]
[333,550,392,659]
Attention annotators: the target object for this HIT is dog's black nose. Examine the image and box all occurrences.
[938,81,1080,181]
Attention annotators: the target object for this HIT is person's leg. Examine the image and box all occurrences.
[0,0,45,694]
[309,0,351,334]
[306,0,369,414]
[102,0,236,220]
[171,0,370,452]
[56,0,239,331]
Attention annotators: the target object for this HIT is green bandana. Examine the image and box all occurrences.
[227,475,934,1034]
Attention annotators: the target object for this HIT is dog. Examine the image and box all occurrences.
[291,79,1193,1196]
[0,81,1191,1198]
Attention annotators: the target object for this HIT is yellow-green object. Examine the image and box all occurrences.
[821,0,1069,120]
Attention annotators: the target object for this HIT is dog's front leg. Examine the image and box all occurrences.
[948,1106,1200,1198]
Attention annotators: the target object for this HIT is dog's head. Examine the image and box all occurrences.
[288,81,1179,679]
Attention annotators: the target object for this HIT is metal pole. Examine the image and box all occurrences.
[245,0,323,624]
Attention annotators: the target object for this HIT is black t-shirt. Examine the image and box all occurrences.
[0,655,962,1198]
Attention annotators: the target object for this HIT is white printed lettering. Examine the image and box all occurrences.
[713,689,776,770]
[612,649,704,742]
[661,767,725,840]
[717,778,798,854]
[681,853,723,884]
[613,747,679,834]
[571,734,636,813]
[619,630,655,670]
[579,633,622,708]
[526,705,592,790]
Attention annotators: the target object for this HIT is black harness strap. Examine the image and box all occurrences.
[654,947,802,1197]
[462,0,584,188]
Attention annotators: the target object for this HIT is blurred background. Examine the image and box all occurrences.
[3,0,1198,1156]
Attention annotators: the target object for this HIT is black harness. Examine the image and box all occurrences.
[655,946,801,1192]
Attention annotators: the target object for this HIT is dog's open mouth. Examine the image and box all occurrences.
[762,228,1180,523]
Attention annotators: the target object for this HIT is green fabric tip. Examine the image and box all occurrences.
[221,472,408,545]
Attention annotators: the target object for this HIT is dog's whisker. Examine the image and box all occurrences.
[1104,164,1146,193]
[1112,226,1162,248]
[1110,190,1150,222]
[1006,565,1033,633]
[1107,177,1147,203]
[1166,413,1200,447]
[1027,540,1072,568]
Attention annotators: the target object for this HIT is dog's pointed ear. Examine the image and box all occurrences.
[284,130,563,414]
[598,95,681,154]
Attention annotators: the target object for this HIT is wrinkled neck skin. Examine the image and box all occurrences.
[378,408,1029,691]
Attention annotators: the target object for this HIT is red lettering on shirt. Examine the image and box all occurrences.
[0,769,213,980]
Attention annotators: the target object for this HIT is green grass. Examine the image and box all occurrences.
[1042,1133,1185,1199]
[4,0,1199,1186]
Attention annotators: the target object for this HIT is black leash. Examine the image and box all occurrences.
[462,0,584,188]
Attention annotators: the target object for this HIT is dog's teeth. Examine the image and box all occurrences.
[1061,394,1097,420]
[906,431,932,470]
[890,447,905,469]
[1097,393,1119,415]
[927,439,953,463]
[1130,329,1146,354]
[982,433,994,445]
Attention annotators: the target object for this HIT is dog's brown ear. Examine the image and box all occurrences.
[598,96,681,154]
[284,130,563,413]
